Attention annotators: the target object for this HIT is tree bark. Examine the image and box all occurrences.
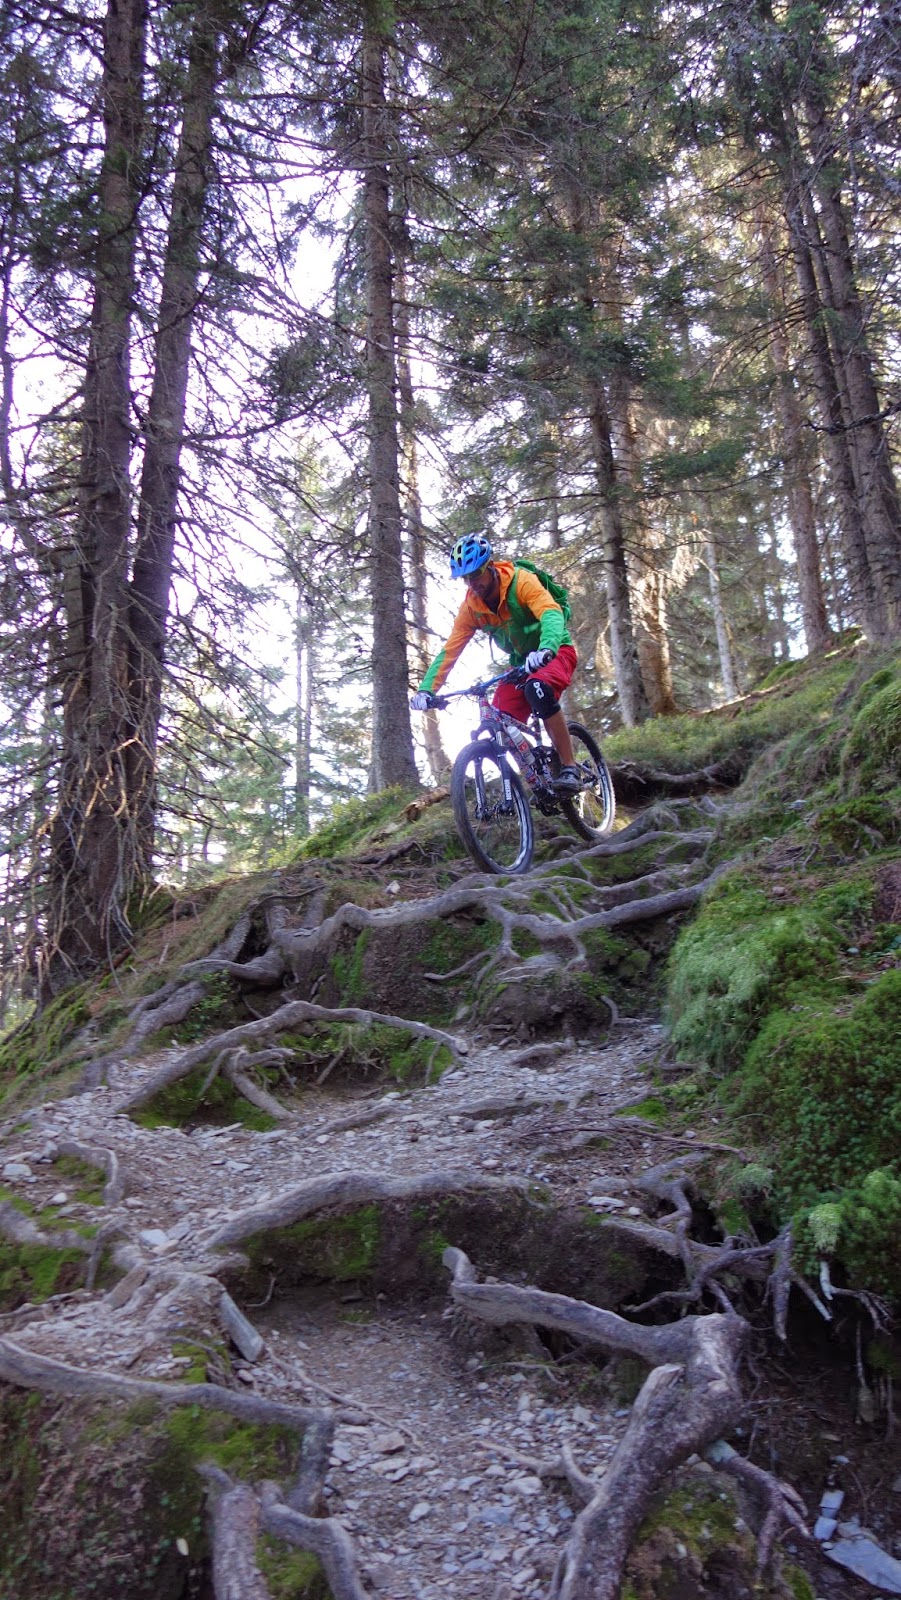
[801,92,901,636]
[757,216,831,655]
[394,233,449,783]
[127,0,221,873]
[361,3,419,793]
[782,181,879,634]
[294,590,314,836]
[609,373,677,715]
[704,534,739,701]
[48,0,147,984]
[587,380,650,727]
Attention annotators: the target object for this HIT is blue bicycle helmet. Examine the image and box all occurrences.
[450,534,493,578]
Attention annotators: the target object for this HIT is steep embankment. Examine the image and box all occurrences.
[0,641,899,1600]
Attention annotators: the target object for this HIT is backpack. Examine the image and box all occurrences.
[514,558,572,622]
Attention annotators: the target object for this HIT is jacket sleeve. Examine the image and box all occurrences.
[418,600,480,693]
[513,567,566,653]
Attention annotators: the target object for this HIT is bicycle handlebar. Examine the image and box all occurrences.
[430,667,526,709]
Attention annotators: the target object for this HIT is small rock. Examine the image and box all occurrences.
[138,1228,169,1249]
[510,1476,542,1496]
[1,1162,32,1180]
[827,1533,901,1593]
[49,1191,69,1205]
[587,1195,626,1209]
[409,1502,431,1523]
[571,1406,592,1425]
[373,1430,406,1454]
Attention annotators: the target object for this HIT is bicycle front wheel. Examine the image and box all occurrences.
[560,722,616,841]
[451,740,534,874]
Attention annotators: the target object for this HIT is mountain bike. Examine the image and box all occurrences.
[430,668,616,874]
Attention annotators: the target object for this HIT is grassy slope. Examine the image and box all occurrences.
[607,643,901,1297]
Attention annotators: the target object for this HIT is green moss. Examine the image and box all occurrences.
[617,1095,667,1124]
[841,671,901,791]
[257,1539,330,1599]
[162,1406,298,1480]
[731,969,901,1200]
[283,1020,449,1089]
[330,931,371,1006]
[783,1565,816,1600]
[284,787,420,861]
[132,1062,278,1131]
[811,794,901,857]
[606,648,857,778]
[0,1241,88,1310]
[667,874,840,1069]
[171,971,240,1044]
[0,987,92,1109]
[52,1153,106,1204]
[624,1477,757,1599]
[245,1205,381,1282]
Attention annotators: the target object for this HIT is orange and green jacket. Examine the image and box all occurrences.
[419,560,572,695]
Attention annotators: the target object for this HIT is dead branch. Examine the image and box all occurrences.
[208,1167,524,1249]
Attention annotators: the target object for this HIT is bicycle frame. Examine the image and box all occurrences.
[432,671,559,801]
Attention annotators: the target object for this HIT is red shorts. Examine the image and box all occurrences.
[493,644,578,722]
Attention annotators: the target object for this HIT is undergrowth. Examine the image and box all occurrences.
[664,646,901,1299]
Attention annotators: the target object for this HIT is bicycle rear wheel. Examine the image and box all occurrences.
[559,722,616,841]
[451,740,534,874]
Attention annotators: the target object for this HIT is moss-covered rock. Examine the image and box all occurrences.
[622,1472,798,1600]
[0,1387,320,1600]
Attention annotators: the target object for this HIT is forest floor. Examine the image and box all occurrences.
[1,992,891,1599]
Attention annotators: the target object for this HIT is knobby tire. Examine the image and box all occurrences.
[560,722,616,842]
[451,740,534,874]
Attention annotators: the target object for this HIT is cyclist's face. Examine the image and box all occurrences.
[468,562,499,608]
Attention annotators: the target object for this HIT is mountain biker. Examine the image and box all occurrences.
[410,535,582,793]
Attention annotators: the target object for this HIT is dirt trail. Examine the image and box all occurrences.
[2,1016,671,1598]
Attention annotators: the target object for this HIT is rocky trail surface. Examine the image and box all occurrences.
[2,1020,667,1599]
[1,780,896,1600]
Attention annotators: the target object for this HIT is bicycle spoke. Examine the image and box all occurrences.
[450,742,533,873]
[560,723,616,841]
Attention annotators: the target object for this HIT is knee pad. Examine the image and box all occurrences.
[523,678,560,719]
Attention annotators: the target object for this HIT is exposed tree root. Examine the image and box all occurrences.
[202,1468,270,1600]
[207,1166,524,1249]
[260,1488,370,1600]
[0,1332,332,1434]
[443,1245,749,1600]
[611,757,741,805]
[115,1001,469,1116]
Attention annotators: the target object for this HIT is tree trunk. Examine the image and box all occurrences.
[609,375,677,716]
[361,2,419,793]
[802,93,901,637]
[704,535,739,701]
[127,1,220,874]
[47,0,147,986]
[587,381,650,728]
[782,181,880,636]
[757,217,831,655]
[294,592,313,837]
[394,237,449,783]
